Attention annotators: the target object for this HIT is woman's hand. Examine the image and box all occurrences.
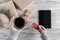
[9,14,22,32]
[32,23,47,35]
[9,14,28,32]
[39,25,47,35]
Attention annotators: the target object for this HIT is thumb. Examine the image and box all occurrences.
[39,25,43,31]
[39,25,46,30]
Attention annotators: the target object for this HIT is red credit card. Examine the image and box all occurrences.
[32,23,39,30]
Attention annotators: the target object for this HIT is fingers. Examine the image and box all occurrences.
[23,16,29,23]
[9,20,13,29]
[39,25,46,30]
[39,25,43,31]
[32,23,46,30]
[39,25,47,35]
[31,23,47,35]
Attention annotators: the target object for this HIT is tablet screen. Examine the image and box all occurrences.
[38,10,51,28]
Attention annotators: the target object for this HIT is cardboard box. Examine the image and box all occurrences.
[13,0,34,11]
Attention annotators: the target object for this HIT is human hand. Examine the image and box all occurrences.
[9,14,26,32]
[32,23,47,35]
[39,25,47,35]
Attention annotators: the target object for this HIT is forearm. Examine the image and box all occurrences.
[7,30,20,40]
[41,32,49,40]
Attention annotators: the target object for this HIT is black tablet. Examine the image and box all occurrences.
[38,10,51,28]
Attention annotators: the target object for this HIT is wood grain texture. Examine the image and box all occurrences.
[0,0,60,40]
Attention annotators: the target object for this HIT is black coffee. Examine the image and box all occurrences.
[14,17,25,29]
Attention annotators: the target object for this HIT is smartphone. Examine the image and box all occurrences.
[38,10,51,28]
